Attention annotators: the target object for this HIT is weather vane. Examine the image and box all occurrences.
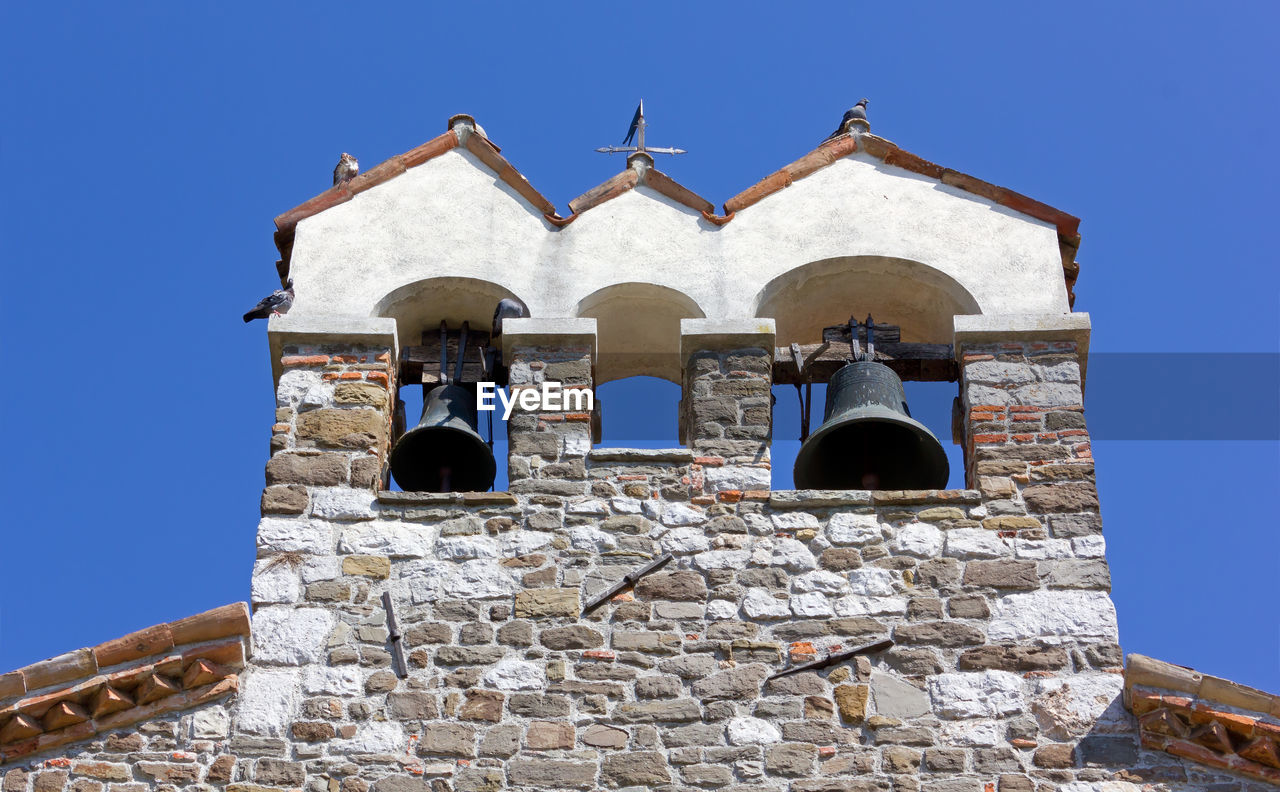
[595,100,687,156]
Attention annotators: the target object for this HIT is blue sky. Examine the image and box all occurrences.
[2,3,1277,691]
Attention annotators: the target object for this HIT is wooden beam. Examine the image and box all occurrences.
[774,341,957,385]
[400,326,494,386]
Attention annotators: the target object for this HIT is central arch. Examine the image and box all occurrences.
[576,283,705,384]
[374,277,524,350]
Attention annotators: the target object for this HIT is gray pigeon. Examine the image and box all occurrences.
[243,280,294,322]
[333,153,359,186]
[824,98,868,142]
[491,297,530,338]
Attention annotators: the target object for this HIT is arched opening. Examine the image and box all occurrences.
[374,276,524,351]
[576,283,705,385]
[754,255,981,345]
[593,376,683,449]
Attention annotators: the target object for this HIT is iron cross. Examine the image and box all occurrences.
[595,100,687,156]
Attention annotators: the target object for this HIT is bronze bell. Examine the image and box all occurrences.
[390,383,496,493]
[793,360,949,490]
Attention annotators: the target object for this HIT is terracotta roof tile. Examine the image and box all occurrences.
[568,169,639,216]
[0,603,250,763]
[1124,653,1280,784]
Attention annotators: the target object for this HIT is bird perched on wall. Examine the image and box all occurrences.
[242,280,294,322]
[333,153,359,186]
[491,297,530,339]
[823,99,869,142]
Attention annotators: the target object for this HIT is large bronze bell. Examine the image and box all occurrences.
[390,383,496,493]
[793,360,949,490]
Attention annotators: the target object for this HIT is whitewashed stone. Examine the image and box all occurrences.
[705,465,771,491]
[939,719,1001,747]
[276,369,323,407]
[741,513,773,535]
[871,672,930,718]
[1038,361,1081,383]
[251,560,301,604]
[190,706,229,739]
[987,590,1118,642]
[448,560,519,598]
[339,522,432,557]
[567,499,609,515]
[483,659,544,691]
[500,531,553,556]
[944,528,1009,559]
[771,512,820,531]
[332,720,406,754]
[790,592,833,617]
[661,502,708,526]
[302,666,362,696]
[300,383,332,410]
[611,497,643,514]
[928,671,1024,719]
[1057,784,1142,792]
[891,523,943,557]
[435,535,501,560]
[742,588,790,619]
[826,513,883,545]
[399,561,448,603]
[772,538,817,571]
[310,487,377,520]
[301,555,341,583]
[706,600,738,620]
[660,527,710,554]
[562,433,591,457]
[1015,538,1072,560]
[1010,381,1082,406]
[641,499,662,520]
[257,518,332,554]
[1031,674,1128,739]
[236,668,299,736]
[252,607,334,665]
[966,385,1009,406]
[569,526,617,552]
[693,550,750,570]
[727,717,781,745]
[793,570,850,594]
[834,596,907,617]
[847,567,899,596]
[967,360,1036,384]
[1072,535,1107,558]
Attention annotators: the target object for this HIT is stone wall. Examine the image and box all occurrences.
[5,339,1275,792]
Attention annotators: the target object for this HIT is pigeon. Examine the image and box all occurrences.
[243,280,294,322]
[333,153,359,186]
[824,99,868,142]
[491,297,530,339]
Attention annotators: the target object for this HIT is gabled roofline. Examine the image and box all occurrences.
[269,116,1082,304]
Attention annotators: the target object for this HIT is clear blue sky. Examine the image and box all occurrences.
[2,3,1277,691]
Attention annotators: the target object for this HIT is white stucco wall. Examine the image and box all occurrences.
[286,146,1069,363]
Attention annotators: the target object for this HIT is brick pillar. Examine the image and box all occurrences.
[501,318,597,499]
[262,320,400,514]
[954,315,1116,657]
[679,319,775,495]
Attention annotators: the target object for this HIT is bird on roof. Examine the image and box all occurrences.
[243,280,294,323]
[333,153,359,186]
[824,99,869,142]
[491,298,530,339]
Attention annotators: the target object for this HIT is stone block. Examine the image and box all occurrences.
[261,484,308,514]
[634,570,708,600]
[296,408,387,449]
[388,691,438,720]
[692,664,769,701]
[342,555,390,578]
[334,382,388,409]
[265,452,349,486]
[479,722,521,758]
[1022,483,1099,514]
[612,699,701,723]
[893,621,985,647]
[420,722,476,757]
[834,684,869,724]
[1044,559,1111,589]
[958,645,1068,672]
[507,760,595,789]
[766,742,818,776]
[458,689,504,722]
[508,694,570,718]
[963,560,1040,589]
[601,751,669,787]
[514,588,580,618]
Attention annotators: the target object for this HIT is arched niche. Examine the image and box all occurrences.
[576,283,705,385]
[753,256,981,345]
[374,277,524,350]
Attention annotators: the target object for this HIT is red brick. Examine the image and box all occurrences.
[717,490,743,503]
[582,650,615,661]
[972,434,1008,444]
[694,456,725,466]
[366,372,390,387]
[281,354,329,367]
[742,490,770,501]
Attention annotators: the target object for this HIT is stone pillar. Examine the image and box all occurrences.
[679,319,775,495]
[501,318,597,500]
[262,318,399,514]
